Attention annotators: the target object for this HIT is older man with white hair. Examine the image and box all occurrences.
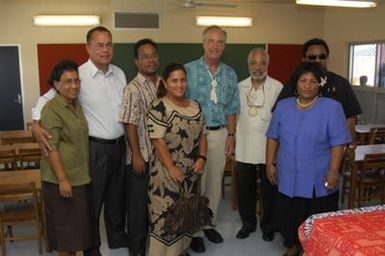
[235,48,282,241]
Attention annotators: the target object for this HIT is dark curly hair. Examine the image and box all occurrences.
[47,59,78,88]
[288,62,326,94]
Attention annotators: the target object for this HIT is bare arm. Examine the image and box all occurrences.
[225,114,237,158]
[266,138,279,185]
[32,121,52,156]
[324,145,345,190]
[192,133,207,174]
[48,151,72,198]
[125,124,145,175]
[151,138,184,182]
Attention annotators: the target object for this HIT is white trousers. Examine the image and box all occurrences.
[201,128,227,226]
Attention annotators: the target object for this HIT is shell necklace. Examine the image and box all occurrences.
[296,96,318,109]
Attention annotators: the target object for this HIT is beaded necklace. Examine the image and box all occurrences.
[296,96,318,109]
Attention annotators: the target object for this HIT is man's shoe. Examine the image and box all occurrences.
[203,229,223,243]
[190,237,206,253]
[129,252,145,256]
[262,231,275,242]
[83,247,102,256]
[236,227,256,239]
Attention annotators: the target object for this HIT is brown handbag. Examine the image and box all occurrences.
[164,180,213,235]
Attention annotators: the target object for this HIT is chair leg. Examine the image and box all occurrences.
[6,226,13,242]
[0,218,7,256]
[357,185,362,208]
[36,220,43,255]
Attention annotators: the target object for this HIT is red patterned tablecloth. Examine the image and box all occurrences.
[299,205,385,256]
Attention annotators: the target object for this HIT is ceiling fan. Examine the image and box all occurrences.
[178,0,237,8]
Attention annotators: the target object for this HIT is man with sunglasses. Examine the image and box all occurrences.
[276,38,361,146]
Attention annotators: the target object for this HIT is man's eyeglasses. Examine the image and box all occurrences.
[141,53,159,61]
[307,53,327,61]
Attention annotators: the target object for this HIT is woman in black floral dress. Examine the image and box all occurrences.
[147,63,207,256]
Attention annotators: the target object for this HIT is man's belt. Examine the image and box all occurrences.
[89,136,125,144]
[206,125,225,131]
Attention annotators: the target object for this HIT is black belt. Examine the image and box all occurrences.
[206,125,225,131]
[89,136,125,144]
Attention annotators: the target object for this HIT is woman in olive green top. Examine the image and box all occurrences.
[40,60,96,256]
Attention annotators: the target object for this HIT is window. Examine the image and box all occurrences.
[348,42,385,88]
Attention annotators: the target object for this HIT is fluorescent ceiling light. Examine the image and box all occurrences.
[196,16,252,27]
[296,0,377,8]
[33,15,100,26]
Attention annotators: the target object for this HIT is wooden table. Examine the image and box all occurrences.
[1,142,39,151]
[0,130,34,145]
[355,124,385,144]
[299,205,385,256]
[0,143,40,169]
[348,144,385,208]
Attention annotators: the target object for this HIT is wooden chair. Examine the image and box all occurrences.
[369,127,385,144]
[26,122,33,131]
[0,169,50,256]
[0,148,17,170]
[19,147,41,169]
[356,153,385,207]
[222,156,237,209]
[0,182,42,256]
[340,148,355,205]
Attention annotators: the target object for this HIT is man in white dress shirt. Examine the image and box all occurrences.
[32,26,127,256]
[235,48,282,241]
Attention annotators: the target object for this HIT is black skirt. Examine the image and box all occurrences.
[43,182,97,251]
[274,190,339,248]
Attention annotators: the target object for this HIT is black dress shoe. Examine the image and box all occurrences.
[129,250,145,256]
[262,231,275,242]
[83,248,102,256]
[190,237,206,253]
[236,227,256,239]
[204,228,223,243]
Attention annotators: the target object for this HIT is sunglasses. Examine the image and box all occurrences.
[307,53,327,60]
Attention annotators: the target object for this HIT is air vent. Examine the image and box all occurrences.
[114,11,160,29]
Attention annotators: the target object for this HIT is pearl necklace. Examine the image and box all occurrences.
[296,96,318,109]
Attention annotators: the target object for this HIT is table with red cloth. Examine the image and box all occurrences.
[299,205,385,256]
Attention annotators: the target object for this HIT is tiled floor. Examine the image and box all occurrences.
[4,196,286,256]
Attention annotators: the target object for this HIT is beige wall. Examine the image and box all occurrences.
[324,3,385,78]
[5,0,381,124]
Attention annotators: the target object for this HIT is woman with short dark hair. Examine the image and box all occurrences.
[266,62,351,256]
[40,60,96,256]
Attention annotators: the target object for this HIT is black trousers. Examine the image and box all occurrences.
[236,161,257,229]
[88,140,127,248]
[258,163,278,233]
[126,163,149,254]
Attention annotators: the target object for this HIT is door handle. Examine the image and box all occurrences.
[13,94,22,104]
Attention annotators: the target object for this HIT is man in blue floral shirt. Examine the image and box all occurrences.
[185,25,240,253]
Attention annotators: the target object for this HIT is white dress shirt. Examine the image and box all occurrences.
[235,76,283,164]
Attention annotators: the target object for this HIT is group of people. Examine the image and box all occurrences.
[31,24,361,256]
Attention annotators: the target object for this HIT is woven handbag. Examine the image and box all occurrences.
[164,180,213,235]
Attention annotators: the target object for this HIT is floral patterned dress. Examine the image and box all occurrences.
[147,97,205,256]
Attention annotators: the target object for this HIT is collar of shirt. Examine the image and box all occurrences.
[136,72,161,87]
[55,93,79,109]
[86,59,113,78]
[198,56,224,76]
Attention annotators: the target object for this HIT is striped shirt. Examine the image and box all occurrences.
[119,72,160,163]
